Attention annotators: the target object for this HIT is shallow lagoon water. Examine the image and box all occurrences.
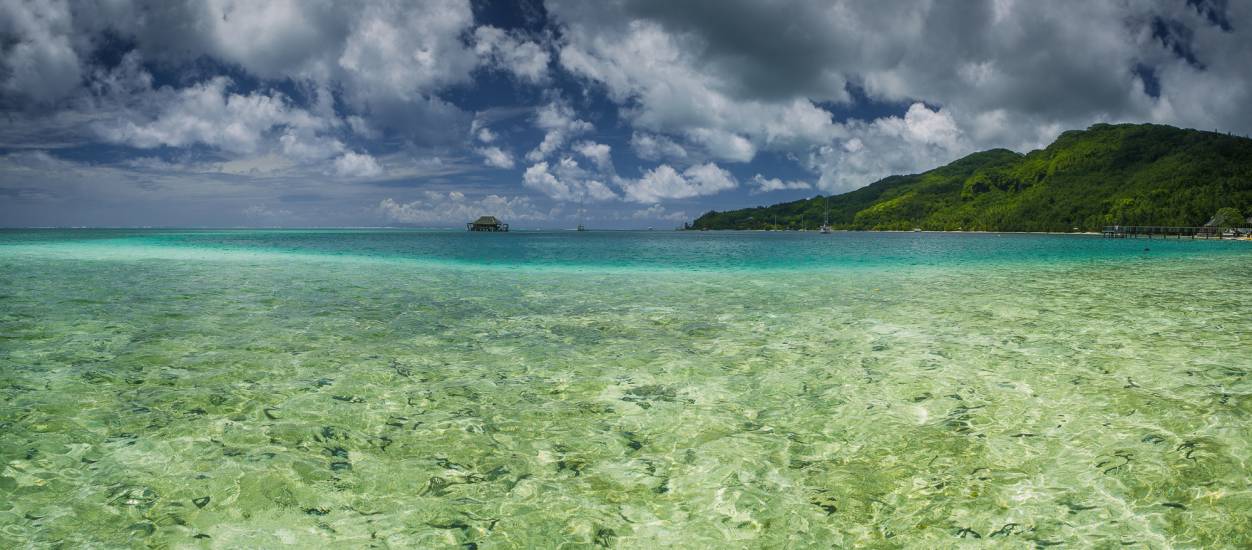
[1,229,1250,547]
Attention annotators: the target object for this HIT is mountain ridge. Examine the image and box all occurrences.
[691,123,1252,231]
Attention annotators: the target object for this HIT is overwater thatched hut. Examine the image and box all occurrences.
[467,216,508,232]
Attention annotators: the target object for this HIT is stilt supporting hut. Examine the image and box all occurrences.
[467,216,508,232]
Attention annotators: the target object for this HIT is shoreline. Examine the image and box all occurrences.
[686,228,1252,240]
[3,226,1249,241]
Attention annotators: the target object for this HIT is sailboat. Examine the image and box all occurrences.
[576,194,587,231]
[819,196,832,234]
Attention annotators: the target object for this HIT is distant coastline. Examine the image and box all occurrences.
[690,123,1252,234]
[685,228,1252,240]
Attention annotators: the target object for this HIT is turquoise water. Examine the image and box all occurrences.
[1,229,1250,547]
[1,228,1246,271]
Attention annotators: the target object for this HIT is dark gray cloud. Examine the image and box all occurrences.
[620,0,857,102]
[2,0,1251,227]
[547,0,1252,191]
[0,0,545,145]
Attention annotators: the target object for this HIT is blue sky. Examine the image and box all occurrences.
[1,0,1250,228]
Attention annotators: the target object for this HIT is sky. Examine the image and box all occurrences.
[1,0,1250,228]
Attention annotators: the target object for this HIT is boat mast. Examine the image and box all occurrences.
[577,192,586,231]
[820,195,832,233]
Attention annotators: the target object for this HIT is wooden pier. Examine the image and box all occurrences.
[1101,226,1220,239]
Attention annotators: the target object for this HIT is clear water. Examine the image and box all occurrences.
[1,229,1249,547]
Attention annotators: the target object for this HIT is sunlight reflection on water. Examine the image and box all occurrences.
[1,230,1249,547]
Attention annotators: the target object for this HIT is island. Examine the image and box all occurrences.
[691,123,1252,232]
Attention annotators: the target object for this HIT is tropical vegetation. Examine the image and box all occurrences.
[691,123,1252,232]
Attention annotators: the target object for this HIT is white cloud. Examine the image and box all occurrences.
[548,0,1252,191]
[521,162,565,198]
[522,158,618,202]
[96,76,337,157]
[476,146,515,169]
[8,0,1252,227]
[630,132,689,162]
[1,149,67,171]
[331,1,478,103]
[552,11,841,162]
[345,115,379,139]
[526,100,594,162]
[333,151,382,178]
[750,174,811,193]
[474,25,551,84]
[686,128,756,162]
[877,102,963,149]
[364,152,481,182]
[572,141,613,172]
[5,0,484,146]
[280,128,346,162]
[378,192,549,224]
[617,162,737,203]
[809,103,969,192]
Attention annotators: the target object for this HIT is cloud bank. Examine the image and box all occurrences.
[2,0,1250,226]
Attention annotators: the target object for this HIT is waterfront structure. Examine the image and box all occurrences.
[468,216,508,232]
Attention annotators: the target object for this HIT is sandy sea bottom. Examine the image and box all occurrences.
[1,239,1250,548]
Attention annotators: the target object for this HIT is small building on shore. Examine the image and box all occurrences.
[467,216,508,232]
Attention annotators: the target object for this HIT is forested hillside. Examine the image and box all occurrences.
[692,124,1252,231]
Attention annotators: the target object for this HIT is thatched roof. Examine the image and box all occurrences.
[472,216,500,225]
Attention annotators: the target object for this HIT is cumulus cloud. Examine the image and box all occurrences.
[333,151,382,178]
[96,77,334,154]
[525,100,594,162]
[686,128,756,163]
[0,0,81,104]
[617,162,737,203]
[6,0,1252,226]
[548,0,1252,189]
[378,192,549,224]
[345,116,380,139]
[337,1,477,102]
[89,73,364,176]
[522,158,617,202]
[809,103,970,192]
[474,25,551,83]
[476,146,515,169]
[552,5,841,161]
[572,141,613,172]
[630,132,689,162]
[2,0,483,145]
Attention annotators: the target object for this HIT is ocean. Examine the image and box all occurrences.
[1,229,1249,547]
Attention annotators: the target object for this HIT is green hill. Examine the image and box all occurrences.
[691,123,1252,231]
